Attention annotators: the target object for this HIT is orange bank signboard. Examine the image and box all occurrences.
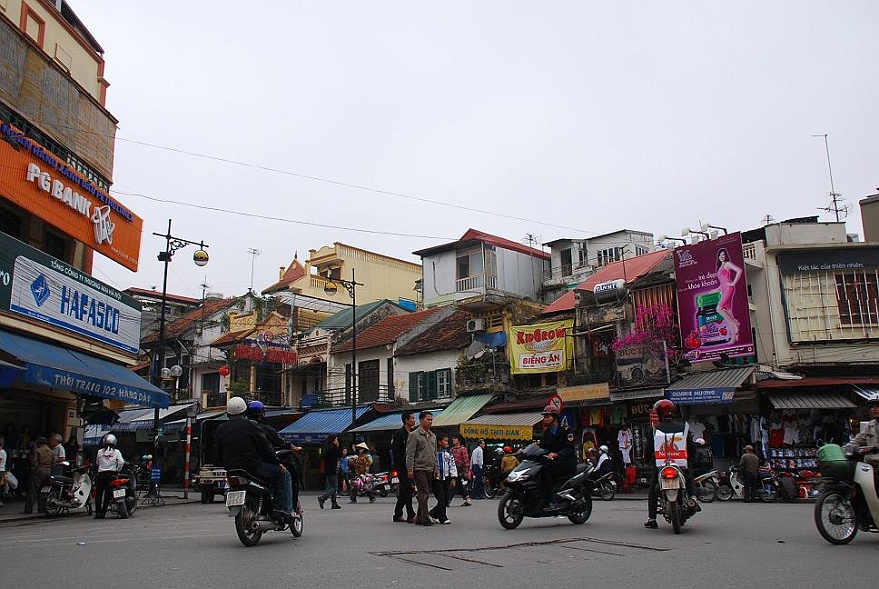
[0,122,142,271]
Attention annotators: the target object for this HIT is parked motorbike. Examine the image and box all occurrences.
[814,443,879,545]
[716,466,778,502]
[350,473,376,499]
[224,451,303,547]
[39,462,93,516]
[373,471,391,497]
[587,470,616,501]
[656,462,699,534]
[497,443,593,529]
[482,462,507,499]
[106,463,139,518]
[692,469,720,503]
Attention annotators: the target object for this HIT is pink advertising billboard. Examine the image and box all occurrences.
[674,232,754,363]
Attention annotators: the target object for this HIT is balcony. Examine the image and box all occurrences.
[456,274,498,293]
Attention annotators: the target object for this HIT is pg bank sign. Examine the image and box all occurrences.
[1,122,143,271]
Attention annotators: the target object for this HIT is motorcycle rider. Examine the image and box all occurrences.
[216,396,293,520]
[593,445,613,478]
[351,442,376,503]
[93,434,124,519]
[849,396,879,491]
[644,399,698,529]
[692,438,714,477]
[537,405,577,510]
[246,400,302,514]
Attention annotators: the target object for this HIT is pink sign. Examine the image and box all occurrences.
[673,232,754,363]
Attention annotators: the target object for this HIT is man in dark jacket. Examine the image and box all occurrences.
[537,405,577,510]
[247,400,302,513]
[391,410,417,523]
[216,397,293,518]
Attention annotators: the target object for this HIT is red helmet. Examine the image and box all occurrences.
[503,446,512,453]
[542,405,560,417]
[653,399,676,418]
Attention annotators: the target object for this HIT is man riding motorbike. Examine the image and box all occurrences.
[246,400,302,514]
[537,405,577,510]
[216,397,293,520]
[593,445,613,478]
[848,396,879,489]
[644,399,698,529]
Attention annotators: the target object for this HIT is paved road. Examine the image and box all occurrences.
[2,495,876,588]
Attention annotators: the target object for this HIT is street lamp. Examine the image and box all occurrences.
[700,222,728,237]
[152,220,208,474]
[682,227,710,241]
[323,269,364,430]
[656,234,688,247]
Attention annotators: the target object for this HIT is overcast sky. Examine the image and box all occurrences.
[73,1,879,301]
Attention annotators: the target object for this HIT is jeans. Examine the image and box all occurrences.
[320,472,339,504]
[257,464,293,514]
[471,465,484,499]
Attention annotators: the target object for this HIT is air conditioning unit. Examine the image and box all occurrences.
[466,318,486,333]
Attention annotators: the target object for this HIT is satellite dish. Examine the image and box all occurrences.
[465,340,486,360]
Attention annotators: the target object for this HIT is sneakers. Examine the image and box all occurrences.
[331,503,341,509]
[369,498,376,503]
[461,500,472,507]
[393,515,407,523]
[644,519,658,529]
[318,497,326,509]
[441,519,451,525]
[430,517,440,524]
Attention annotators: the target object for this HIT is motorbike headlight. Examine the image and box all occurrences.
[507,470,527,482]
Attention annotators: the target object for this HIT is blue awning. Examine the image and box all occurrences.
[0,329,169,409]
[350,409,444,433]
[278,406,369,444]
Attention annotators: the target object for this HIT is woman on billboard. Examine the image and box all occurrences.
[715,248,743,342]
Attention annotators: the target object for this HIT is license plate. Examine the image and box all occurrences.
[41,486,51,494]
[391,477,399,484]
[113,488,126,499]
[660,478,680,490]
[225,490,246,507]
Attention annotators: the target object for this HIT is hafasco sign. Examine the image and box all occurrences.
[508,319,573,375]
[1,121,143,271]
[0,232,141,353]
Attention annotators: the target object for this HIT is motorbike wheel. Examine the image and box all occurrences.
[567,491,593,525]
[126,495,138,516]
[290,513,303,538]
[814,490,858,545]
[235,499,263,547]
[715,483,733,501]
[669,501,682,534]
[44,490,62,517]
[379,489,388,498]
[116,499,130,519]
[484,478,498,499]
[697,481,717,503]
[599,481,615,501]
[497,492,525,530]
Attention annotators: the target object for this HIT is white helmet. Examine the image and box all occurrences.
[227,396,247,416]
[103,433,117,447]
[599,445,608,454]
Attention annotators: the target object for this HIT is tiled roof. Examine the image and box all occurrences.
[395,310,471,356]
[542,250,671,314]
[413,228,550,260]
[210,328,255,347]
[333,308,441,353]
[262,257,307,295]
[142,297,238,345]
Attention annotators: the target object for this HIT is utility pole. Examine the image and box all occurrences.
[247,248,261,292]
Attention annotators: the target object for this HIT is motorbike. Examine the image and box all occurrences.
[814,444,879,545]
[106,463,139,518]
[350,472,376,499]
[587,469,616,501]
[716,466,778,502]
[39,462,93,516]
[497,443,593,530]
[224,451,303,547]
[692,469,720,503]
[373,471,392,497]
[482,462,507,499]
[656,462,700,534]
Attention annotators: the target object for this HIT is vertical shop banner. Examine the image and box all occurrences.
[615,342,670,388]
[674,232,754,363]
[508,319,573,375]
[0,232,141,353]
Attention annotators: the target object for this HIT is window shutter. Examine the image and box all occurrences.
[427,371,438,400]
[409,372,419,402]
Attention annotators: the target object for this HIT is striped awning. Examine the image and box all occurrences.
[431,394,494,427]
[350,409,444,433]
[665,366,755,404]
[853,385,879,402]
[767,392,856,410]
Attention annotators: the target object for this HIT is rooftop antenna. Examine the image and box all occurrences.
[811,133,848,222]
[760,214,775,226]
[247,248,261,292]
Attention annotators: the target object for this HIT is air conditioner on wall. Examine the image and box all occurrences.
[466,318,486,333]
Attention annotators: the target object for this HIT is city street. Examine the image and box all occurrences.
[2,495,876,587]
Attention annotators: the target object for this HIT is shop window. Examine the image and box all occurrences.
[835,272,879,325]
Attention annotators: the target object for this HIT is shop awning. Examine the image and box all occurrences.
[609,387,665,402]
[120,402,199,430]
[350,409,445,433]
[431,394,494,427]
[665,366,755,405]
[461,412,541,441]
[767,392,856,410]
[853,385,879,402]
[0,330,169,408]
[278,406,370,444]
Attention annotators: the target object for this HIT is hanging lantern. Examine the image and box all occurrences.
[218,365,230,377]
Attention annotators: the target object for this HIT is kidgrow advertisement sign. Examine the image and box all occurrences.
[673,232,754,363]
[508,319,573,375]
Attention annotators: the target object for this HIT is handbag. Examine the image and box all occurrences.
[5,471,18,490]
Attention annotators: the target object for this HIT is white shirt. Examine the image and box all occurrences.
[0,448,7,472]
[96,447,124,472]
[471,445,484,468]
[53,443,66,464]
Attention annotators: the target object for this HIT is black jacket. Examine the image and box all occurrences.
[322,445,341,475]
[216,416,279,474]
[390,426,410,472]
[539,424,576,464]
[255,421,287,449]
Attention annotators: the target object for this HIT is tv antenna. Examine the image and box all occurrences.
[247,248,261,292]
[811,134,848,222]
[761,214,775,226]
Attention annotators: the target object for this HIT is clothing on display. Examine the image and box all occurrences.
[617,428,633,465]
